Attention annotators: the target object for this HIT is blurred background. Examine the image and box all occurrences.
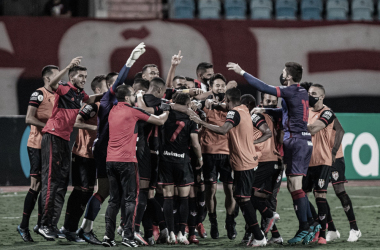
[0,0,379,185]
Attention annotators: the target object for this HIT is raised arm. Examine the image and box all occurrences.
[190,114,233,135]
[227,62,278,96]
[332,117,345,162]
[50,56,82,91]
[111,42,146,94]
[166,50,182,88]
[25,106,46,128]
[85,93,104,104]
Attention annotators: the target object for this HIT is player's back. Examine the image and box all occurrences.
[160,110,197,163]
[228,105,259,171]
[96,91,117,149]
[276,84,310,140]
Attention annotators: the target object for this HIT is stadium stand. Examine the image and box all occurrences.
[169,0,195,19]
[250,0,273,19]
[301,0,323,20]
[326,0,349,20]
[351,0,374,21]
[276,0,298,19]
[198,0,222,19]
[225,0,247,19]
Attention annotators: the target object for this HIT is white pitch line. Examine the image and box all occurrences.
[283,204,380,210]
[328,194,380,199]
[1,215,37,219]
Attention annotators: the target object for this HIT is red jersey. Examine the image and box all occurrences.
[27,87,55,149]
[42,81,89,141]
[107,102,151,163]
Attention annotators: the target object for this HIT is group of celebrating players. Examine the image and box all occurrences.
[17,42,362,247]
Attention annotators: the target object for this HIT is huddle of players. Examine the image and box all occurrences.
[17,43,361,247]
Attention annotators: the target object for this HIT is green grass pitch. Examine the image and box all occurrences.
[1,185,379,249]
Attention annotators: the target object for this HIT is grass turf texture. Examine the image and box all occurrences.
[1,185,379,249]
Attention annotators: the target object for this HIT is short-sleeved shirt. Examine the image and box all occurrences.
[225,105,259,171]
[143,94,165,152]
[42,81,89,141]
[308,105,336,167]
[274,84,311,141]
[199,95,229,155]
[72,103,99,158]
[160,110,198,163]
[27,87,55,149]
[251,113,280,162]
[107,102,151,163]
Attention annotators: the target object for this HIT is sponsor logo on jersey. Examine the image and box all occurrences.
[32,92,39,96]
[163,150,185,158]
[302,132,311,136]
[322,110,333,120]
[308,141,313,146]
[332,171,339,181]
[318,179,325,188]
[251,114,260,123]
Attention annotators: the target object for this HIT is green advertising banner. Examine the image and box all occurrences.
[336,113,380,180]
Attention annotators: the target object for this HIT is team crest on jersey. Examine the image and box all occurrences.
[37,95,44,102]
[90,111,96,117]
[190,211,197,217]
[226,111,235,119]
[332,171,339,181]
[318,179,325,188]
[274,164,278,169]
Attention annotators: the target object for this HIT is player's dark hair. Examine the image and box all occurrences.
[174,93,190,106]
[241,94,256,111]
[115,85,131,102]
[173,75,186,81]
[149,77,166,91]
[134,78,150,90]
[210,73,226,87]
[311,83,325,95]
[285,62,303,83]
[300,82,313,92]
[41,65,59,77]
[260,92,278,102]
[91,75,106,92]
[68,66,87,78]
[196,62,213,76]
[226,88,241,103]
[106,72,118,83]
[142,64,158,74]
[134,72,143,80]
[185,77,194,82]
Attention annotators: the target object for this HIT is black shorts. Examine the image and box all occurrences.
[252,161,282,195]
[72,153,96,190]
[136,146,151,181]
[302,165,331,193]
[203,154,233,185]
[330,157,347,185]
[233,168,256,198]
[28,147,41,177]
[93,142,107,179]
[149,153,159,189]
[158,161,194,187]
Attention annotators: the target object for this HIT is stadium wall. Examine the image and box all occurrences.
[1,114,379,185]
[0,17,379,116]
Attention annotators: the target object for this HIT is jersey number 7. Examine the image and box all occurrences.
[170,121,185,142]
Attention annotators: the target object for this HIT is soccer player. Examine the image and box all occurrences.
[195,62,214,91]
[240,94,283,242]
[142,64,160,81]
[306,83,354,244]
[198,73,236,240]
[102,85,169,247]
[59,75,108,242]
[159,93,203,245]
[77,43,146,245]
[38,56,104,240]
[326,124,361,242]
[190,88,273,247]
[228,62,314,244]
[17,65,59,242]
